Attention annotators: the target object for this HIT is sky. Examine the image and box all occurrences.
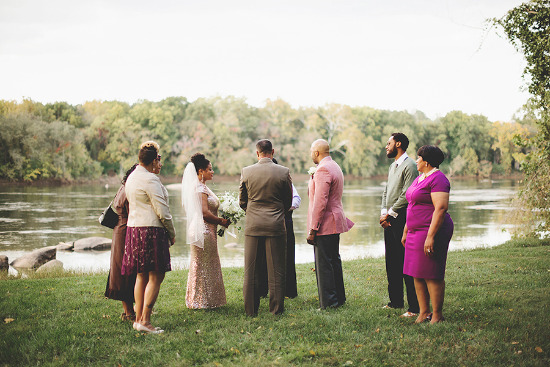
[0,0,529,122]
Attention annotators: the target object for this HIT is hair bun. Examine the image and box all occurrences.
[191,153,206,164]
[190,153,210,173]
[140,141,159,151]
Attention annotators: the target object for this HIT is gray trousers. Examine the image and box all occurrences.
[243,235,286,316]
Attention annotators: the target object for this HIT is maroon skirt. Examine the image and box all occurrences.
[121,226,171,275]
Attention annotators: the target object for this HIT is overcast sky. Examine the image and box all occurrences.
[0,0,528,122]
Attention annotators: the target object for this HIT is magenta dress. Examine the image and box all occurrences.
[403,170,453,280]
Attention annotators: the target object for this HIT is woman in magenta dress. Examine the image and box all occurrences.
[401,145,453,324]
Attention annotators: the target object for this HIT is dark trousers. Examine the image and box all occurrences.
[284,217,298,298]
[314,234,346,309]
[244,235,286,316]
[384,213,419,313]
[258,215,298,298]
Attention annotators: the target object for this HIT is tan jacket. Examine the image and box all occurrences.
[125,165,176,240]
[239,158,293,236]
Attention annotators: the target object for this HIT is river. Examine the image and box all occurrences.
[0,177,518,273]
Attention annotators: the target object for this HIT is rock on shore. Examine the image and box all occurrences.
[36,259,64,273]
[0,255,8,272]
[56,242,74,251]
[73,237,112,251]
[10,246,57,269]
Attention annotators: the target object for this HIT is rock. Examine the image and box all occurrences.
[56,242,74,251]
[0,255,8,272]
[73,237,112,251]
[10,246,57,269]
[36,259,64,273]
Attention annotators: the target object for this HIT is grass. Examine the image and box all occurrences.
[1,238,549,366]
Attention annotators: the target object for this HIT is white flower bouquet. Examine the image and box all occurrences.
[217,191,245,237]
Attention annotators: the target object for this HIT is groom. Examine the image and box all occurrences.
[239,139,293,316]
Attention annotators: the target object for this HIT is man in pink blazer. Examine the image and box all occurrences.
[307,139,354,309]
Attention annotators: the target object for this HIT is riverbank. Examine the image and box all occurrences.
[1,238,548,366]
[0,172,524,187]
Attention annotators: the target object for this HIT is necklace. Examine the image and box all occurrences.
[419,167,439,182]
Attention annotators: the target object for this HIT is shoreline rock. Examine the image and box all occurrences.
[36,259,64,273]
[10,246,57,269]
[73,237,112,251]
[0,255,8,272]
[56,242,74,251]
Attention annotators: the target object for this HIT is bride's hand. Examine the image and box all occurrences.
[221,218,230,228]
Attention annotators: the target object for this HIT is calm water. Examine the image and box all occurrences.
[0,177,518,273]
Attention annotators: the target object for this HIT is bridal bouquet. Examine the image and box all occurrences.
[217,191,245,237]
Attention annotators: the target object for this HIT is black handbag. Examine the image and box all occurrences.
[99,201,118,229]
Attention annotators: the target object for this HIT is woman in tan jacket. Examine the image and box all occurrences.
[121,141,175,334]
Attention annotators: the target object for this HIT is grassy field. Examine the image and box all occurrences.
[1,238,549,366]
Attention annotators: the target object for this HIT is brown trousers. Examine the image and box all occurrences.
[243,235,286,316]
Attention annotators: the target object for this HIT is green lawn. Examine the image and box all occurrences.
[1,238,549,366]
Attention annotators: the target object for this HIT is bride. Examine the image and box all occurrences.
[182,153,230,309]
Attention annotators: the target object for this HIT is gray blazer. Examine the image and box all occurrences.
[239,157,293,236]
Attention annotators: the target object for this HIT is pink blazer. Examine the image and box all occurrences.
[307,156,354,236]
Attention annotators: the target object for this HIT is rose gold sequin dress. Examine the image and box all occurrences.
[185,183,227,309]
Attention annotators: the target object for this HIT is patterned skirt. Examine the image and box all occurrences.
[121,226,171,275]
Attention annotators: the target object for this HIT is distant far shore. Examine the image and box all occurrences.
[0,172,523,187]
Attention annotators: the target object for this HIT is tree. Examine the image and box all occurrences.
[492,0,550,236]
[488,121,530,174]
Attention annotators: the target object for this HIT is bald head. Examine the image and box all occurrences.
[310,139,330,164]
[311,139,330,153]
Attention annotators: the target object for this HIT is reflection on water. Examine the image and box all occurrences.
[0,177,519,272]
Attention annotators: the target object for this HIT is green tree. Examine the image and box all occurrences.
[0,115,100,180]
[492,0,550,236]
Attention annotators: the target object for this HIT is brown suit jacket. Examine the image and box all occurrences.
[239,157,293,236]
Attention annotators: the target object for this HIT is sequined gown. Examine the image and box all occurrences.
[186,183,227,309]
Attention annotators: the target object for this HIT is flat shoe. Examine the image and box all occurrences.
[134,322,164,334]
[400,311,418,318]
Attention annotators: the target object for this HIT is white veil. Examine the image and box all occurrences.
[182,162,205,248]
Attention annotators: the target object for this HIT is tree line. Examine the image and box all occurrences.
[0,97,534,182]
